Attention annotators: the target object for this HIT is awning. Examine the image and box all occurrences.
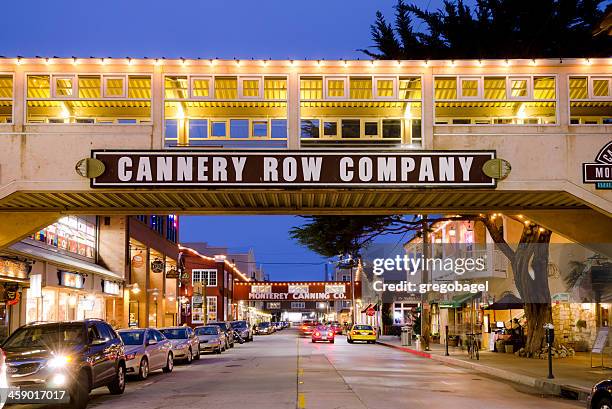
[485,293,524,310]
[7,242,123,281]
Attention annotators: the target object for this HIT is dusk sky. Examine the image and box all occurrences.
[6,0,441,280]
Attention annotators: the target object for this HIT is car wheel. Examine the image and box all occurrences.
[186,348,193,364]
[216,346,222,354]
[311,339,316,343]
[194,347,201,360]
[108,364,126,395]
[597,397,612,409]
[348,338,353,344]
[330,340,335,344]
[162,353,174,373]
[68,370,89,409]
[138,357,149,380]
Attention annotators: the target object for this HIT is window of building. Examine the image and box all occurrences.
[271,119,287,138]
[128,76,152,99]
[326,78,346,98]
[165,76,188,99]
[189,119,208,140]
[264,77,287,100]
[104,76,125,98]
[190,77,211,98]
[0,75,12,123]
[78,75,101,98]
[569,75,612,124]
[459,77,481,98]
[300,77,323,100]
[341,119,360,138]
[509,77,530,99]
[399,77,422,99]
[240,78,261,98]
[349,77,372,99]
[135,215,147,223]
[301,119,320,138]
[211,121,227,137]
[592,77,611,98]
[207,296,217,322]
[193,269,217,287]
[214,77,238,99]
[291,301,306,309]
[252,120,268,137]
[166,215,178,242]
[323,121,338,137]
[230,119,249,138]
[375,77,396,98]
[31,216,96,259]
[533,76,555,100]
[382,119,401,138]
[484,77,506,100]
[54,76,74,98]
[364,121,379,137]
[150,215,164,235]
[435,77,457,100]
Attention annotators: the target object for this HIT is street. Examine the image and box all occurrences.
[51,329,583,409]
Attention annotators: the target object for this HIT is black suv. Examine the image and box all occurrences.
[2,319,126,409]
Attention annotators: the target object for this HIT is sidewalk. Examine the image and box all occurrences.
[377,335,612,401]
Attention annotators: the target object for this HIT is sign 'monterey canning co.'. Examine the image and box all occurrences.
[89,150,497,188]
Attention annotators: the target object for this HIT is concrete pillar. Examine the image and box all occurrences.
[287,71,300,149]
[421,68,434,149]
[151,66,164,149]
[557,72,570,127]
[0,212,60,249]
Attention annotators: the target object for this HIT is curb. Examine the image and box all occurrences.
[377,340,591,401]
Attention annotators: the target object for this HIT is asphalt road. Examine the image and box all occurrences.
[20,328,584,409]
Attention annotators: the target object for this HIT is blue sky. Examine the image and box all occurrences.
[5,0,441,280]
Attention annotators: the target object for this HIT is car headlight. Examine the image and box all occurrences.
[125,353,136,361]
[48,355,72,369]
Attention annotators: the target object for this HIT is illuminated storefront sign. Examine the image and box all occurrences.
[60,271,84,289]
[90,150,497,188]
[31,216,96,258]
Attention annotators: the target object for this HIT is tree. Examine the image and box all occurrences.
[360,0,611,59]
[291,214,554,355]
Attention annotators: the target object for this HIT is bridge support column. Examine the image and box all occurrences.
[0,212,60,249]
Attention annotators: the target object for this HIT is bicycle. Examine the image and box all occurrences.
[466,333,480,360]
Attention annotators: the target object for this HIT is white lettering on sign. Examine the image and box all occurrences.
[232,157,247,181]
[197,157,208,181]
[177,157,193,181]
[419,157,434,181]
[377,157,396,181]
[212,157,228,182]
[339,157,354,181]
[118,157,132,181]
[264,157,278,181]
[157,157,172,181]
[301,157,322,181]
[459,157,473,181]
[136,157,152,181]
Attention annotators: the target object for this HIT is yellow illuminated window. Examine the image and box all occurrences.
[460,78,479,98]
[569,77,587,99]
[327,79,345,98]
[510,78,528,98]
[27,75,51,99]
[300,77,323,100]
[128,76,151,99]
[0,75,13,99]
[192,78,210,98]
[376,79,394,98]
[242,79,260,98]
[593,79,610,97]
[264,77,287,99]
[78,76,101,98]
[434,77,456,99]
[399,77,421,99]
[54,77,73,97]
[165,76,188,99]
[349,77,372,99]
[484,77,506,100]
[533,76,555,100]
[104,77,125,97]
[215,77,238,99]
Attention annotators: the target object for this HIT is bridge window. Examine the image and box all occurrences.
[300,75,422,146]
[26,74,151,124]
[0,75,12,123]
[164,75,288,148]
[569,75,612,125]
[434,75,556,125]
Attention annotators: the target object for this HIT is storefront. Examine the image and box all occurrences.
[0,257,30,341]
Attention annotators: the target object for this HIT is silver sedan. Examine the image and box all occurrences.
[159,326,201,364]
[194,325,226,354]
[118,328,174,380]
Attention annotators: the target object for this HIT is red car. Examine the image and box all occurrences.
[329,322,343,335]
[311,325,335,343]
[299,321,316,337]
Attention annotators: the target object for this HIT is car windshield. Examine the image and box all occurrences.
[258,322,270,327]
[231,321,247,329]
[316,325,328,330]
[195,327,218,336]
[119,330,145,345]
[160,328,187,339]
[208,323,226,331]
[353,325,373,331]
[3,323,84,349]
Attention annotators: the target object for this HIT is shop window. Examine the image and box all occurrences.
[190,77,211,98]
[240,78,261,98]
[264,77,287,100]
[230,119,249,138]
[434,77,457,100]
[323,121,338,137]
[341,119,360,138]
[214,77,238,99]
[301,119,320,138]
[326,78,346,98]
[0,75,12,124]
[484,77,506,100]
[271,119,287,138]
[104,76,125,98]
[252,120,268,137]
[375,77,396,98]
[349,77,372,99]
[78,75,101,99]
[382,119,401,138]
[300,77,323,100]
[165,76,188,99]
[399,77,421,99]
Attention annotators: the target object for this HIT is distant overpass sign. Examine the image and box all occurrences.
[88,150,498,188]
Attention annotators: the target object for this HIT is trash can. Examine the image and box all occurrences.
[401,326,412,346]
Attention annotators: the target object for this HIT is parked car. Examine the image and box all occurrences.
[194,325,225,354]
[299,321,316,337]
[159,326,200,363]
[311,325,335,343]
[2,319,126,409]
[231,320,253,342]
[255,322,273,335]
[329,322,343,335]
[347,324,377,344]
[207,322,235,349]
[118,328,173,379]
[587,379,612,409]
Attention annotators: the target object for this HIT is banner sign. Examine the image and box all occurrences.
[583,141,612,190]
[90,150,497,188]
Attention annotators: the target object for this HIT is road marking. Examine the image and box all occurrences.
[297,392,306,409]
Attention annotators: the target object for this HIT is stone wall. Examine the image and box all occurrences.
[552,302,596,350]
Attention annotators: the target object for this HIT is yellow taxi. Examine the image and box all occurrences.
[347,324,377,344]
